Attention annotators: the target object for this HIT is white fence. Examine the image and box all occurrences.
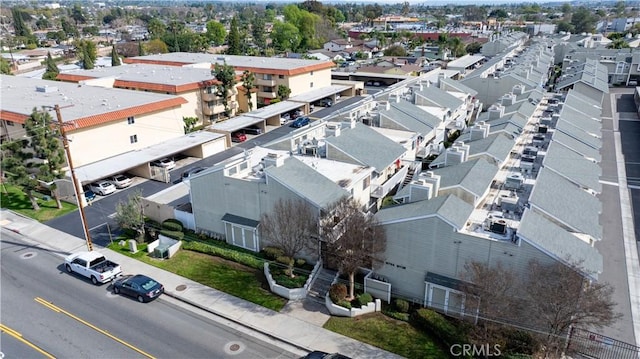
[263,260,322,300]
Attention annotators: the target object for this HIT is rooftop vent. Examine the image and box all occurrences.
[262,153,285,168]
[504,172,524,190]
[36,85,58,93]
[469,121,490,141]
[326,122,341,137]
[488,104,505,120]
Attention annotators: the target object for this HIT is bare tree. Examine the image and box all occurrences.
[114,190,146,243]
[259,198,317,277]
[321,197,386,300]
[524,259,621,353]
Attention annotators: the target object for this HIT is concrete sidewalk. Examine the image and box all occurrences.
[0,209,402,359]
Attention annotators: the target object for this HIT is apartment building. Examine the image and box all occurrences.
[124,53,335,106]
[56,64,242,125]
[480,32,528,57]
[555,59,609,106]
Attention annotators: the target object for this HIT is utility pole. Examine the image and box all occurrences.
[52,104,94,251]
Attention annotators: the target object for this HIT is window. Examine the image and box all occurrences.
[263,86,273,92]
[310,82,314,88]
[363,176,370,190]
[278,75,284,79]
[130,134,138,143]
[127,116,135,124]
[6,121,14,126]
[310,71,314,75]
[205,86,215,94]
[262,74,272,80]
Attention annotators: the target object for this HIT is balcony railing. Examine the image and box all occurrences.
[256,78,276,86]
[257,91,277,99]
[370,165,409,198]
[203,104,225,116]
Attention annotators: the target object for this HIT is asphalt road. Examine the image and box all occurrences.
[0,231,298,359]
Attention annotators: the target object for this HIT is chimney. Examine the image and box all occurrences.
[326,122,342,137]
[408,171,441,202]
[488,104,505,119]
[438,72,446,89]
[512,84,525,95]
[501,93,516,106]
[469,121,490,140]
[444,141,469,166]
[262,153,285,168]
[412,82,423,92]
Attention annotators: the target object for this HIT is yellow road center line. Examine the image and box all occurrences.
[1,323,57,359]
[34,297,156,359]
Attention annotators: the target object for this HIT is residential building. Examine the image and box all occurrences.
[123,53,335,106]
[480,32,528,57]
[555,59,609,106]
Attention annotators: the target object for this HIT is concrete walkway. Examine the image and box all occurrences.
[0,209,403,359]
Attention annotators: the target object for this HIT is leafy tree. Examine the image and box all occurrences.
[75,39,97,69]
[608,38,630,49]
[277,84,291,101]
[449,37,466,58]
[240,70,256,111]
[283,5,321,50]
[24,109,66,209]
[145,39,168,54]
[206,20,226,46]
[1,138,40,210]
[47,30,67,43]
[270,21,301,52]
[571,6,596,34]
[226,16,242,55]
[147,18,165,40]
[0,57,11,75]
[82,26,99,37]
[615,0,626,17]
[251,16,267,51]
[61,17,79,38]
[608,32,624,40]
[489,9,508,19]
[71,4,86,26]
[384,44,407,57]
[561,3,572,18]
[321,197,386,300]
[42,52,59,80]
[363,4,383,27]
[11,8,32,39]
[138,40,146,56]
[556,21,574,33]
[114,190,146,243]
[259,198,317,277]
[183,116,198,134]
[465,41,483,54]
[36,18,51,30]
[111,46,121,66]
[212,62,237,117]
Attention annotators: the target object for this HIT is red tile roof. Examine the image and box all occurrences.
[57,74,221,94]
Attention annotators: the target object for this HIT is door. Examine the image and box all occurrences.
[72,258,88,277]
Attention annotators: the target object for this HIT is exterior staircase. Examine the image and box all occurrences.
[402,164,417,187]
[307,268,338,303]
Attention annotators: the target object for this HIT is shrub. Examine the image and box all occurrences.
[411,308,467,348]
[338,300,352,309]
[276,255,294,266]
[263,246,284,260]
[295,258,306,267]
[182,241,264,269]
[159,229,184,241]
[394,298,410,313]
[386,311,410,322]
[329,283,347,304]
[355,293,373,307]
[162,219,183,232]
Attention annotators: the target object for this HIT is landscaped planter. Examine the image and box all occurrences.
[325,270,381,317]
[263,260,322,300]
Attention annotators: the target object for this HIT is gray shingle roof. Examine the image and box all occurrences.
[378,101,439,134]
[431,158,499,199]
[265,157,349,208]
[324,122,406,172]
[556,119,602,149]
[564,90,601,118]
[414,85,464,110]
[529,168,602,240]
[376,193,473,230]
[551,130,601,162]
[518,209,603,278]
[556,59,609,95]
[431,133,514,167]
[439,77,478,97]
[221,213,260,228]
[543,142,602,193]
[558,105,601,136]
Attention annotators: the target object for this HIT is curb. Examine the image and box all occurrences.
[161,290,311,355]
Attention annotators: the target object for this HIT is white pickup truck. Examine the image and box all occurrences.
[64,251,122,285]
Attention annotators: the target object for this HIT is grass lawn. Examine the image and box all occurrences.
[108,242,287,312]
[324,313,449,359]
[0,184,77,222]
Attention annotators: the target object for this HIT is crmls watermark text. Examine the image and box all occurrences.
[450,344,502,357]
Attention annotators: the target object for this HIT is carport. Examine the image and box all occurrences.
[74,131,226,184]
[207,115,268,147]
[289,85,352,109]
[244,100,307,127]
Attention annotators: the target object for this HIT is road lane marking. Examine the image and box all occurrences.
[34,297,156,359]
[0,323,56,359]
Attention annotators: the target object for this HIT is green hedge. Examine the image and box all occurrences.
[411,308,467,349]
[182,241,264,269]
[159,229,184,240]
[162,219,184,232]
[354,293,373,307]
[394,298,410,313]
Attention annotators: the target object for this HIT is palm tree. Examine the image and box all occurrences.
[449,37,466,58]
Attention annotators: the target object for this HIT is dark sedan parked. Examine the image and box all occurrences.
[112,274,164,303]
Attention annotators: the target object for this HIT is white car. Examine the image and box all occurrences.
[89,180,116,196]
[151,158,176,170]
[109,174,133,189]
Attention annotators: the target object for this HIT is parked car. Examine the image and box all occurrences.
[84,190,96,202]
[112,274,164,303]
[182,166,208,181]
[108,174,132,189]
[290,109,303,119]
[304,351,351,359]
[242,126,262,135]
[89,180,116,196]
[290,116,310,128]
[280,113,291,125]
[231,131,247,143]
[318,98,333,107]
[64,251,122,285]
[151,158,176,170]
